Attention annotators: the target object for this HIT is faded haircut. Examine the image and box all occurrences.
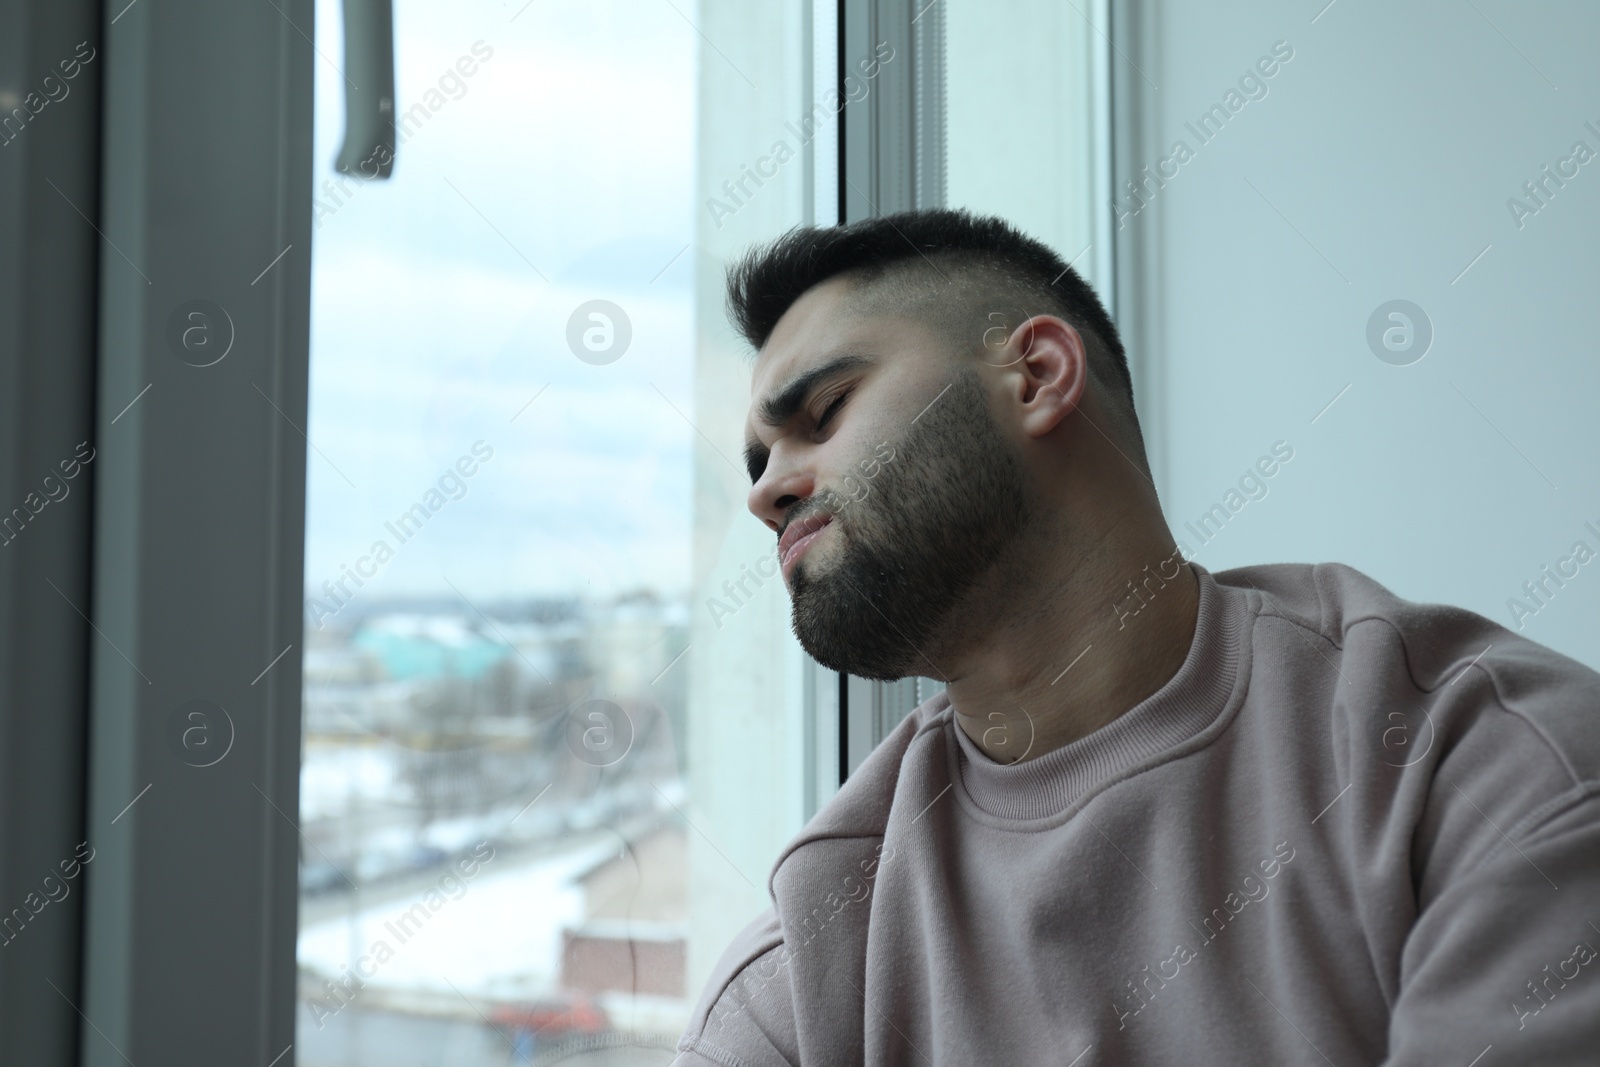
[724,207,1146,467]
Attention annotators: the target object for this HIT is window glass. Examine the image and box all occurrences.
[945,0,1107,294]
[300,2,819,1062]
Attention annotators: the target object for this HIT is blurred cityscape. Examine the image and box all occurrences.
[296,589,695,1067]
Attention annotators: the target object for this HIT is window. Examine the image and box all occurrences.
[299,1,827,1061]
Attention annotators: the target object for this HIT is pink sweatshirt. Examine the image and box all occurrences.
[671,562,1600,1066]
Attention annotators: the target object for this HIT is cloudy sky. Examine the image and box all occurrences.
[305,0,700,609]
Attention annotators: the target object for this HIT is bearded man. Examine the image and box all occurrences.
[670,208,1600,1066]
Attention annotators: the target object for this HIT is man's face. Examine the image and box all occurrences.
[743,277,1036,680]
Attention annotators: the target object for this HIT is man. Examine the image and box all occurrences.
[671,209,1600,1065]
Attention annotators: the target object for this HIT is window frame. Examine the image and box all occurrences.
[832,0,1116,779]
[0,1,102,1063]
[75,1,313,1063]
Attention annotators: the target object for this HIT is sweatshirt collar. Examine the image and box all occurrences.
[944,562,1251,824]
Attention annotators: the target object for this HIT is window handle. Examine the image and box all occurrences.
[334,0,396,179]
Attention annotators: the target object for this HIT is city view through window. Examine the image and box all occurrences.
[297,2,818,1063]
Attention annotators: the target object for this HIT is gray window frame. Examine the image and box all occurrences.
[72,1,311,1064]
[0,1,102,1062]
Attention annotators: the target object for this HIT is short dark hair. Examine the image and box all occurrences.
[725,208,1142,450]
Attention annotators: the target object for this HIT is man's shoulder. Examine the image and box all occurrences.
[762,691,949,896]
[800,692,949,832]
[1210,558,1495,649]
[672,905,796,1067]
[1214,559,1600,779]
[672,705,947,1067]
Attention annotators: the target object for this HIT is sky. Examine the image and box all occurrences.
[305,0,700,608]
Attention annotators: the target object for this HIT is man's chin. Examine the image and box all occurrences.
[789,579,926,682]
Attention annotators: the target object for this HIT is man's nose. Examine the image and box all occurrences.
[747,452,816,533]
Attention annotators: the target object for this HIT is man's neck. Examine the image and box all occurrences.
[938,522,1201,765]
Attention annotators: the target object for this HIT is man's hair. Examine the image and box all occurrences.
[725,208,1146,462]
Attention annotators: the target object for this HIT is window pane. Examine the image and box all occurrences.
[299,2,818,1063]
[945,0,1107,295]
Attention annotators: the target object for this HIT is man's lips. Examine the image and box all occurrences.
[779,513,834,573]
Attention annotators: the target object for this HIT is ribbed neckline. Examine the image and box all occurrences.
[943,562,1248,823]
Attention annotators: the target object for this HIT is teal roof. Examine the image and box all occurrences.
[351,623,509,681]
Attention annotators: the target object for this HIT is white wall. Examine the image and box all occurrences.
[1116,0,1600,668]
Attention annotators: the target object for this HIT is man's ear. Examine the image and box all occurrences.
[1000,315,1088,440]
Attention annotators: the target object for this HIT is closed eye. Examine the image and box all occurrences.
[815,391,850,431]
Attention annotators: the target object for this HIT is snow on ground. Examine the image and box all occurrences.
[301,742,405,819]
[298,837,621,1001]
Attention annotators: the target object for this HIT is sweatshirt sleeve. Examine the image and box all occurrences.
[1384,787,1600,1065]
[672,906,801,1067]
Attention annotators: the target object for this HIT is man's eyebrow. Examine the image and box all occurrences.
[755,353,875,429]
[743,353,874,483]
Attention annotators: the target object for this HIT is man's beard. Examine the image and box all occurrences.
[788,365,1034,681]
